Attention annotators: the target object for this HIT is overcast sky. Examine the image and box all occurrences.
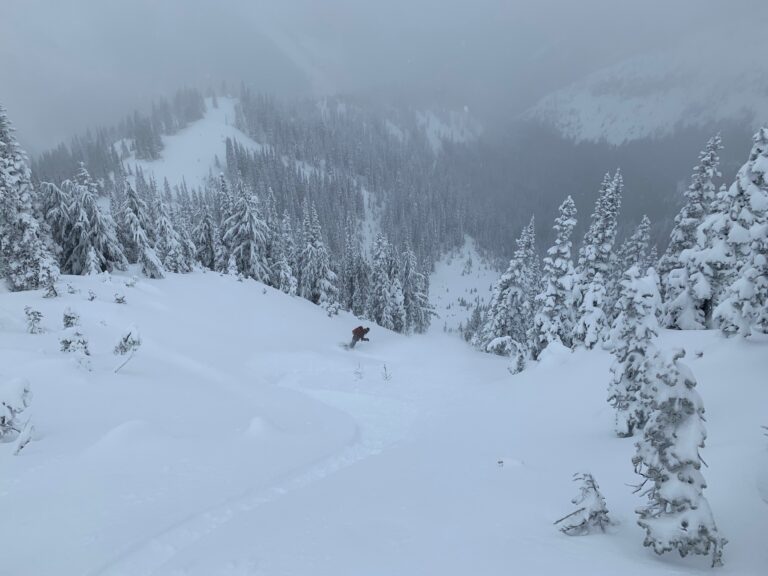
[2,0,764,152]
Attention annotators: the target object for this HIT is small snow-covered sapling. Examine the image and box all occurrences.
[43,277,59,298]
[24,306,44,334]
[381,364,392,382]
[87,290,97,301]
[60,329,90,357]
[114,293,126,304]
[66,283,79,294]
[113,326,142,373]
[554,472,611,535]
[0,378,32,442]
[124,275,137,288]
[62,307,79,328]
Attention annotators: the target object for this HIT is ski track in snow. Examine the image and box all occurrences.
[87,330,421,576]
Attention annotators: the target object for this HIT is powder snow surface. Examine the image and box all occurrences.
[0,267,766,575]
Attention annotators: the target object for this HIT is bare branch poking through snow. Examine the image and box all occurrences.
[13,419,34,455]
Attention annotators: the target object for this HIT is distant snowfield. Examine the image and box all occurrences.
[1,266,766,575]
[526,50,768,145]
[125,98,265,190]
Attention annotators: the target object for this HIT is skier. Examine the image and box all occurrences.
[350,326,370,348]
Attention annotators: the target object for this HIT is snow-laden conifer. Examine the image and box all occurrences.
[533,196,577,353]
[659,135,722,329]
[297,200,338,307]
[475,218,538,361]
[154,196,191,273]
[222,181,270,282]
[119,183,164,279]
[400,242,432,333]
[607,266,661,437]
[572,272,608,350]
[633,349,727,567]
[368,233,396,329]
[0,105,60,291]
[194,212,218,270]
[713,128,768,336]
[574,170,622,342]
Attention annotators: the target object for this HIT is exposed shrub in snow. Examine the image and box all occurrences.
[62,307,79,328]
[633,348,726,567]
[60,328,90,359]
[0,378,31,442]
[87,289,96,301]
[24,306,43,334]
[554,472,611,535]
[114,293,126,304]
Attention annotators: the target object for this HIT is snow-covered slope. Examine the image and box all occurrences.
[526,51,768,146]
[125,98,265,189]
[1,271,767,575]
[430,237,497,334]
[416,108,482,153]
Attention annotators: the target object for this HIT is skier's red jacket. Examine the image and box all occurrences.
[352,326,367,339]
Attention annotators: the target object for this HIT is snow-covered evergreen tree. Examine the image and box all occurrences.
[533,196,577,353]
[633,349,727,567]
[368,233,396,329]
[194,212,218,270]
[297,200,338,307]
[576,171,622,287]
[154,196,191,273]
[572,272,608,350]
[0,105,60,291]
[605,215,653,328]
[474,219,538,362]
[659,135,722,329]
[271,210,298,296]
[573,170,622,343]
[59,165,127,275]
[400,242,432,333]
[713,128,768,336]
[607,266,661,437]
[221,181,269,282]
[119,183,164,279]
